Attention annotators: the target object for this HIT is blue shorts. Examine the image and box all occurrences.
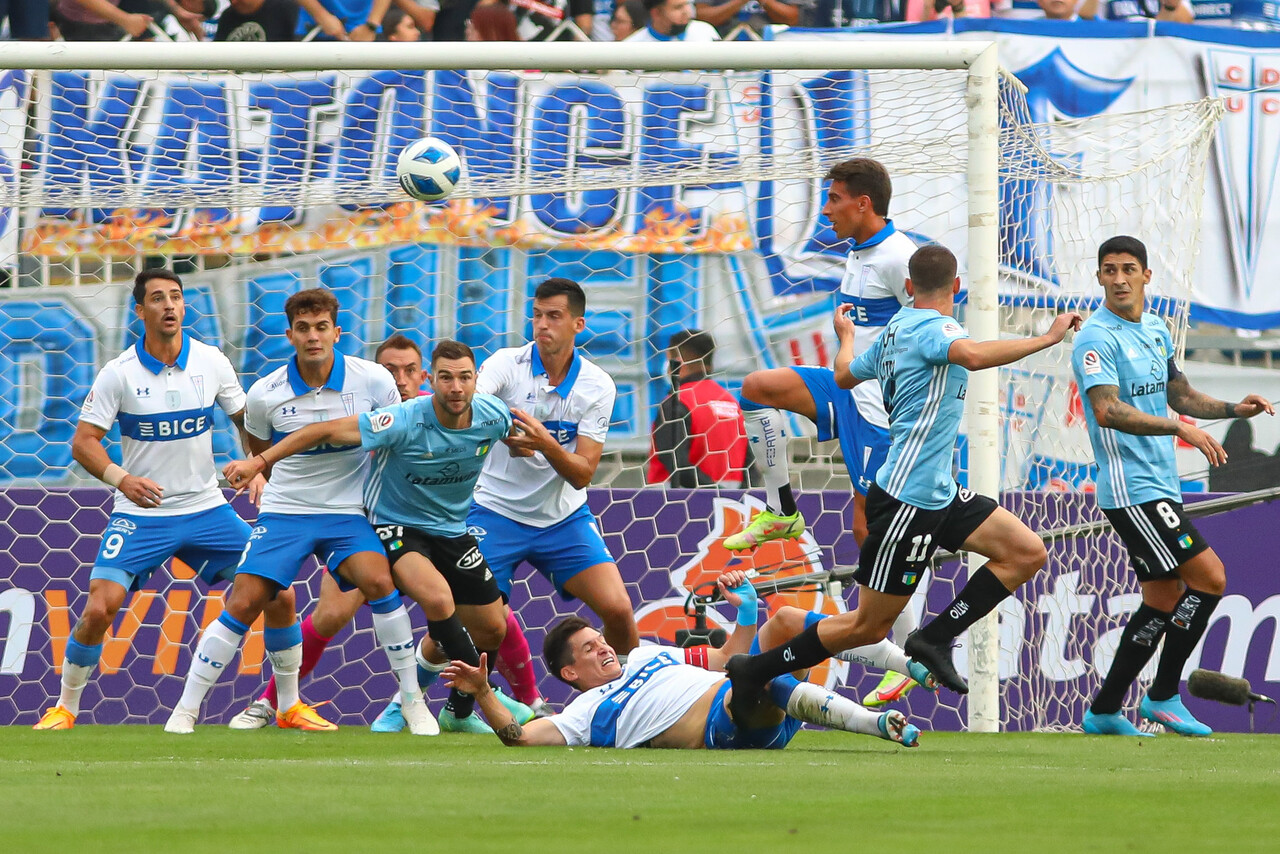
[89,504,250,592]
[703,680,803,750]
[235,513,385,591]
[466,503,614,599]
[791,366,890,495]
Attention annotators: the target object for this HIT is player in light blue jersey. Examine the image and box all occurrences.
[35,269,300,732]
[1073,236,1273,738]
[727,158,923,706]
[225,339,533,734]
[723,244,1082,714]
[165,289,428,735]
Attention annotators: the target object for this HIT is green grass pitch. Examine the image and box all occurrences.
[3,728,1278,853]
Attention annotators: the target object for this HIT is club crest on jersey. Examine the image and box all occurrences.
[1082,350,1102,376]
[475,440,492,457]
[191,375,205,401]
[368,411,394,433]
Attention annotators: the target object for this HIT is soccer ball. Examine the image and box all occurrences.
[396,137,462,202]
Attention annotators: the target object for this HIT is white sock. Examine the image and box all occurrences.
[372,605,419,696]
[785,682,882,736]
[891,593,921,642]
[58,661,93,716]
[177,620,244,715]
[266,643,303,712]
[743,407,793,514]
[837,639,910,675]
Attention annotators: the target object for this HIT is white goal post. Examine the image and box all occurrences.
[0,39,1219,732]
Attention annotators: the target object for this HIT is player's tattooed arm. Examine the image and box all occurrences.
[1087,385,1181,435]
[1166,372,1275,421]
[1089,385,1229,466]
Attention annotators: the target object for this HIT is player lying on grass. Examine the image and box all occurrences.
[442,570,931,749]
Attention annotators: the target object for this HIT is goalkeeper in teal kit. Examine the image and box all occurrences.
[1073,236,1273,737]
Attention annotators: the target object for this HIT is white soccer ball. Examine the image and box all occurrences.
[396,137,462,202]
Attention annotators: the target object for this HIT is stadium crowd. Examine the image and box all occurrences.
[2,0,1272,44]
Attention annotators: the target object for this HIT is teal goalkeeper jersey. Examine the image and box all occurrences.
[358,393,512,536]
[1071,306,1181,510]
[850,307,971,510]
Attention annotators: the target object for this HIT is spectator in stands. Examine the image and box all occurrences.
[695,0,800,38]
[803,0,904,28]
[609,0,646,36]
[296,0,392,40]
[626,0,718,38]
[0,0,50,39]
[512,0,593,39]
[467,0,519,36]
[53,0,154,39]
[1098,0,1192,20]
[390,0,436,37]
[648,330,749,489]
[433,0,479,39]
[993,0,1098,17]
[915,0,989,18]
[215,0,302,39]
[377,2,422,36]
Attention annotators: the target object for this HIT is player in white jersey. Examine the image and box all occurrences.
[728,158,923,706]
[34,269,298,731]
[468,277,640,654]
[164,289,430,735]
[443,570,924,749]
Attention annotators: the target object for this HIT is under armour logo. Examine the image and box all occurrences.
[136,387,150,396]
[281,406,297,415]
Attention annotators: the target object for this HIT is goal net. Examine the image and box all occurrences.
[0,41,1220,732]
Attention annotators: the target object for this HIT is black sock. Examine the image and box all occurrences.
[777,484,798,517]
[739,623,830,684]
[918,566,1012,645]
[429,615,479,718]
[1147,589,1221,702]
[1091,604,1169,715]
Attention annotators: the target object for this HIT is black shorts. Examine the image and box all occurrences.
[374,524,502,607]
[854,484,999,596]
[1102,499,1210,581]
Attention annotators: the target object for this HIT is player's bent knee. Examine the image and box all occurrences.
[773,606,809,635]
[78,600,120,636]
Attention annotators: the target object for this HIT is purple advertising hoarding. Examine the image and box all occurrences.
[0,487,1276,733]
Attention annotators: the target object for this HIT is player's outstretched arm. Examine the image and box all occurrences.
[947,312,1082,371]
[223,414,363,488]
[443,655,568,747]
[1166,373,1275,421]
[1086,384,1228,466]
[832,303,865,390]
[705,571,759,670]
[72,420,165,508]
